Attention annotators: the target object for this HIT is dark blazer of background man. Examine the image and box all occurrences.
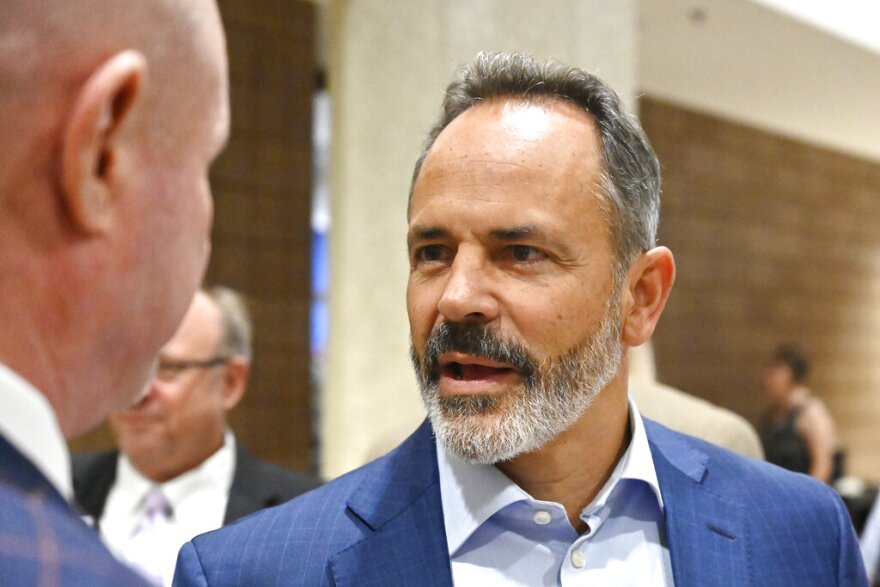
[73,441,316,528]
[74,287,320,585]
[174,52,867,586]
[0,0,229,584]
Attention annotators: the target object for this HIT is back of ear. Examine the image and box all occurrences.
[620,246,676,346]
[60,50,146,235]
[221,355,250,411]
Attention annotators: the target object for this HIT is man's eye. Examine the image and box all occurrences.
[415,245,446,263]
[510,245,544,262]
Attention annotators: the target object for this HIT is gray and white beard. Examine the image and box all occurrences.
[411,302,623,465]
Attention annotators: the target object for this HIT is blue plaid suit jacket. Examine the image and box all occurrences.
[174,420,867,586]
[0,434,149,586]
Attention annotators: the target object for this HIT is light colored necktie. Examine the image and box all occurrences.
[121,487,174,586]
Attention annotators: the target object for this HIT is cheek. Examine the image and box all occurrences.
[407,285,438,343]
[508,286,604,351]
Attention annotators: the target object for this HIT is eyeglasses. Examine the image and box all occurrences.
[155,356,229,383]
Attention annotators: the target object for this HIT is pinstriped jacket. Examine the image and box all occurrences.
[174,420,867,586]
[0,434,150,586]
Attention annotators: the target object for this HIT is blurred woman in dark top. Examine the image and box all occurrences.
[760,344,843,484]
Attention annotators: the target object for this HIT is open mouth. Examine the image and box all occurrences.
[435,354,521,395]
[442,361,517,381]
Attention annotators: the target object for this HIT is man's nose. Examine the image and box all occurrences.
[436,253,500,324]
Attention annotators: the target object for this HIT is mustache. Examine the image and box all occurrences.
[416,322,537,387]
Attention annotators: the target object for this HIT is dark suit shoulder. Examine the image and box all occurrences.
[70,449,118,519]
[224,443,324,524]
[238,450,323,499]
[71,450,118,485]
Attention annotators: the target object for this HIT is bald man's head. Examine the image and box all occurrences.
[0,0,230,438]
[0,0,227,186]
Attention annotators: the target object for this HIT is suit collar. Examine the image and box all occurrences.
[645,418,709,483]
[333,419,752,586]
[646,419,752,586]
[330,420,452,585]
[344,420,439,530]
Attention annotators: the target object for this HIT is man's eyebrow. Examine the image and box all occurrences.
[407,226,449,247]
[490,226,540,240]
[491,225,575,257]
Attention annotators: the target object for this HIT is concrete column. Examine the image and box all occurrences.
[321,0,638,478]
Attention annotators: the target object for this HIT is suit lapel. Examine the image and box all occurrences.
[329,421,452,586]
[646,421,751,587]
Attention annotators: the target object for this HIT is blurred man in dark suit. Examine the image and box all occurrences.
[74,287,321,585]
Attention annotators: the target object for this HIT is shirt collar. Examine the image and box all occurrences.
[437,395,662,555]
[0,362,73,500]
[116,429,237,515]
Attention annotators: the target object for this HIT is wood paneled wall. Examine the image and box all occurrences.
[208,0,315,473]
[641,97,880,481]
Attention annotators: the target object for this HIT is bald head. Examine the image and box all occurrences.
[0,0,227,189]
[0,0,230,438]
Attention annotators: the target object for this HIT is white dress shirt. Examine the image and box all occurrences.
[437,397,674,586]
[0,362,72,500]
[100,431,237,586]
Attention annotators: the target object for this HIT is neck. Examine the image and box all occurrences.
[135,431,226,484]
[778,385,808,411]
[0,241,120,439]
[496,371,631,531]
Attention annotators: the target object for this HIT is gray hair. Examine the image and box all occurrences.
[409,51,661,283]
[204,286,252,361]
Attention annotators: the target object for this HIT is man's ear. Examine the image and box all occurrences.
[619,246,675,347]
[60,50,146,235]
[221,356,250,411]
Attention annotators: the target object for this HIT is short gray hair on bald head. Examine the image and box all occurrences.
[409,51,661,285]
[204,285,252,362]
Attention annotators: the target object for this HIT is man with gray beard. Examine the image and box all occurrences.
[413,304,622,466]
[175,52,866,586]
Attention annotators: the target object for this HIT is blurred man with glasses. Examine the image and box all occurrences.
[72,286,320,586]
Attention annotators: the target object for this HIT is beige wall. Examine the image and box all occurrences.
[320,0,639,478]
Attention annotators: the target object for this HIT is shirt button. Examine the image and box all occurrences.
[533,510,552,525]
[570,550,586,569]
